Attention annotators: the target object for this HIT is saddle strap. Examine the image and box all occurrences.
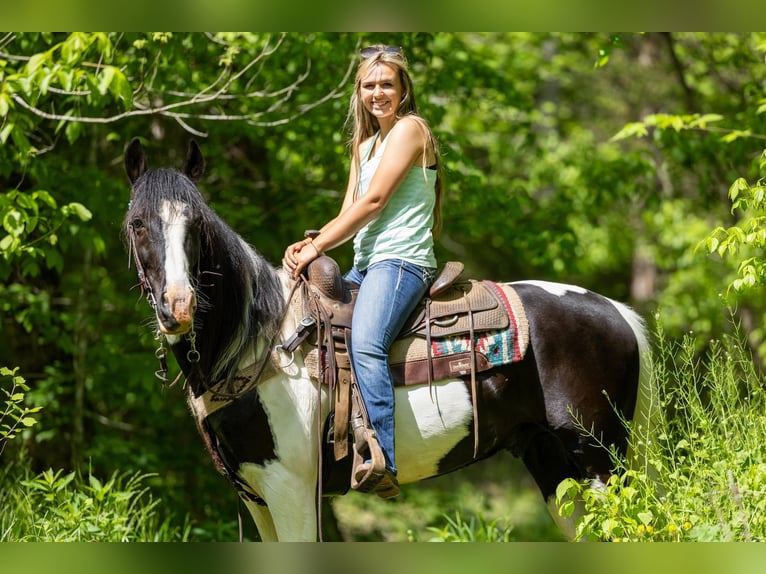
[425,299,434,399]
[334,348,352,461]
[310,285,335,543]
[465,289,480,459]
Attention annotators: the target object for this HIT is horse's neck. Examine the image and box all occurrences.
[178,230,286,394]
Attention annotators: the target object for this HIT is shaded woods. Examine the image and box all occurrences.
[3,33,766,540]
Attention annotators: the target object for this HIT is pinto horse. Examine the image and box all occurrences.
[122,139,652,541]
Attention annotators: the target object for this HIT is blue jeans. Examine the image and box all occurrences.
[345,259,435,475]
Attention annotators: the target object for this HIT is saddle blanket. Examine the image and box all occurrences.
[302,280,529,387]
[388,281,529,385]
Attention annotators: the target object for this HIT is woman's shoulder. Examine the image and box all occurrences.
[389,116,431,149]
[393,115,430,136]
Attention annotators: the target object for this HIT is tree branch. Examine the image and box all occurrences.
[9,43,359,136]
[661,32,697,112]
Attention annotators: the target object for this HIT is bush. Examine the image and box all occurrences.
[0,462,191,542]
[556,317,766,541]
[1,366,189,542]
[0,366,41,456]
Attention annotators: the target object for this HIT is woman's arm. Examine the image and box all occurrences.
[313,119,425,252]
[284,119,426,277]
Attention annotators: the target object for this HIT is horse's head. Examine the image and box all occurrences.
[123,139,206,336]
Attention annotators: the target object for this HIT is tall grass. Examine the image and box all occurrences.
[557,318,766,541]
[0,460,191,542]
[1,366,189,542]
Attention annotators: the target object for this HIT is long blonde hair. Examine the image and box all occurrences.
[345,46,443,236]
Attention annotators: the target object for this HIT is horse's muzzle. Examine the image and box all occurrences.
[158,286,197,335]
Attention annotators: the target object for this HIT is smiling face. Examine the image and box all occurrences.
[359,62,403,123]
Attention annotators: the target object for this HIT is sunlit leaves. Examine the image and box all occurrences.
[611,113,726,141]
[0,189,90,278]
[1,367,42,455]
[700,171,766,293]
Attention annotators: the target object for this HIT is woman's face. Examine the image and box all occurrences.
[359,62,402,122]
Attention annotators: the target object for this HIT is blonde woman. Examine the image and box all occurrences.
[283,44,442,498]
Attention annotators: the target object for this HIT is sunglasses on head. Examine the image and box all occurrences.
[360,45,403,59]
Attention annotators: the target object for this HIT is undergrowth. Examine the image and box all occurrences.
[0,462,191,542]
[1,366,189,542]
[556,317,766,542]
[425,511,515,542]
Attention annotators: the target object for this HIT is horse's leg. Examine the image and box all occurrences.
[242,499,278,542]
[517,426,586,541]
[239,462,319,542]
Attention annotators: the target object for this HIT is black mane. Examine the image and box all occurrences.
[125,167,284,391]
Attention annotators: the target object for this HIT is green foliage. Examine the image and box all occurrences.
[611,112,727,142]
[702,153,766,292]
[556,321,766,542]
[0,366,42,454]
[425,511,514,542]
[0,187,91,280]
[0,463,190,541]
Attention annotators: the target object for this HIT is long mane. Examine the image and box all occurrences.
[125,167,285,386]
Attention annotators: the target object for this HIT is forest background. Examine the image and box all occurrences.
[3,32,766,541]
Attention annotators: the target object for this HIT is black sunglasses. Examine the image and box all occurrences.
[360,45,403,59]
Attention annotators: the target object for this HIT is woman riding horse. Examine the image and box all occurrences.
[283,45,442,500]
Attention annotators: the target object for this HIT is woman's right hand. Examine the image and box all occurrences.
[282,240,305,276]
[283,239,320,279]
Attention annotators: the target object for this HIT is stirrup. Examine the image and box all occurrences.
[350,425,388,493]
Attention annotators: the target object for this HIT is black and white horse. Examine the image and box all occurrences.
[122,139,653,541]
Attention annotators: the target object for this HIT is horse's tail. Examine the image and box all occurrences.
[608,301,657,475]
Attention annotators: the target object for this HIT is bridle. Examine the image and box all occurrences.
[127,219,200,385]
[126,214,298,398]
[126,221,153,307]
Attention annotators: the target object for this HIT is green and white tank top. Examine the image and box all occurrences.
[353,131,437,270]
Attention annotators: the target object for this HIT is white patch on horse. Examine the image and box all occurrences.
[160,200,191,287]
[395,379,473,484]
[237,371,328,541]
[514,280,587,297]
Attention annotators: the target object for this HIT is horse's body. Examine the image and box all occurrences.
[123,140,652,541]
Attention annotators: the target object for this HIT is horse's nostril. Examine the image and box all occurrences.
[159,292,173,313]
[160,286,195,332]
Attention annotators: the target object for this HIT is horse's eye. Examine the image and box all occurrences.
[131,217,144,231]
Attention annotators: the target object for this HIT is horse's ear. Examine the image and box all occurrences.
[125,138,147,184]
[182,140,205,183]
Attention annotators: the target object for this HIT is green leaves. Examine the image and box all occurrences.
[611,113,726,141]
[2,467,189,541]
[0,189,92,279]
[700,169,766,293]
[1,366,42,455]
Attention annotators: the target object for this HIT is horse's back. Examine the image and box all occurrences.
[512,279,643,348]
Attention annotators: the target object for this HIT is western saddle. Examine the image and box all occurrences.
[286,253,519,497]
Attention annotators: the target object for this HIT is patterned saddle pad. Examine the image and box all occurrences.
[389,281,529,386]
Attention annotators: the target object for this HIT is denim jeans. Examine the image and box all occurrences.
[345,259,435,475]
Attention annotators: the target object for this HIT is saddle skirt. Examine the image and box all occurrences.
[298,256,529,387]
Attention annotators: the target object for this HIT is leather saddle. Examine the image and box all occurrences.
[290,254,521,495]
[302,255,509,362]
